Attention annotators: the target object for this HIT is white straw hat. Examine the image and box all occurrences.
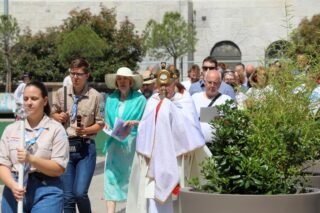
[105,67,143,90]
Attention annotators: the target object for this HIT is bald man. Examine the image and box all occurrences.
[192,70,232,143]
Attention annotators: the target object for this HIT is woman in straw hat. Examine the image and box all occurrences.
[104,67,147,213]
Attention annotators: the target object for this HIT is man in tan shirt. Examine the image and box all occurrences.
[51,58,104,213]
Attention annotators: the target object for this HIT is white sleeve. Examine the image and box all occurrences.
[13,83,25,103]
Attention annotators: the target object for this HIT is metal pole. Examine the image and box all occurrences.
[18,119,25,213]
[4,0,9,15]
[16,104,27,213]
[180,57,183,82]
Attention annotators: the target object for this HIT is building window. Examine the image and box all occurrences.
[265,40,290,65]
[210,41,241,69]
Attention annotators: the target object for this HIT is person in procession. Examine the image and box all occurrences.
[14,73,31,105]
[192,69,232,144]
[140,70,156,99]
[126,64,211,213]
[104,67,147,213]
[0,81,69,213]
[51,58,104,213]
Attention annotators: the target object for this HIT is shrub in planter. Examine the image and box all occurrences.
[191,64,320,195]
[182,66,320,213]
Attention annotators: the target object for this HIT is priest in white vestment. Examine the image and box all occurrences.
[126,67,211,213]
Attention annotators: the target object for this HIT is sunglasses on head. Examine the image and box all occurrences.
[202,66,217,71]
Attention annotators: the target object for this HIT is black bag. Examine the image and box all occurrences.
[68,137,84,153]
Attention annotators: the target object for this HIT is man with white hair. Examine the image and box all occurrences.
[192,69,232,144]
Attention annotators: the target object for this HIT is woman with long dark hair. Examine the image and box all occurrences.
[0,81,69,213]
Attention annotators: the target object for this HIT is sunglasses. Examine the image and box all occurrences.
[202,66,217,71]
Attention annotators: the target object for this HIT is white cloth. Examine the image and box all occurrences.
[63,75,72,86]
[148,198,174,213]
[13,82,26,104]
[192,92,232,143]
[126,92,210,213]
[236,91,247,110]
[292,83,306,94]
[310,85,320,114]
[245,85,274,100]
[181,80,191,91]
[136,92,205,202]
[126,146,211,213]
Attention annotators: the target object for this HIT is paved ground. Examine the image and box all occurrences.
[90,156,126,213]
[0,156,126,213]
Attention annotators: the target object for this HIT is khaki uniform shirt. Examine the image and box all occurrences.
[0,115,69,172]
[51,84,104,139]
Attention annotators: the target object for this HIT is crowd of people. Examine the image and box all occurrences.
[0,55,318,213]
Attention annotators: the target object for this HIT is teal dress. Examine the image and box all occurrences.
[104,90,146,201]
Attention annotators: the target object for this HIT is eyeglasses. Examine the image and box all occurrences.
[70,72,87,77]
[202,66,217,71]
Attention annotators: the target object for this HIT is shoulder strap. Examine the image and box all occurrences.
[207,93,222,107]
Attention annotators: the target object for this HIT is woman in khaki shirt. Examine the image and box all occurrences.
[0,81,69,213]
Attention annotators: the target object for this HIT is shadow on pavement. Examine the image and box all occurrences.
[117,208,126,213]
[94,159,105,176]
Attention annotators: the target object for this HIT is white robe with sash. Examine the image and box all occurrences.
[126,92,211,213]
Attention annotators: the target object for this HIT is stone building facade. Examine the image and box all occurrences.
[1,0,320,77]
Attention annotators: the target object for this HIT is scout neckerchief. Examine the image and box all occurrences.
[23,127,46,186]
[71,95,82,122]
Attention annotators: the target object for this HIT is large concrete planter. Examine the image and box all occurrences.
[305,176,320,188]
[302,160,320,189]
[179,188,320,213]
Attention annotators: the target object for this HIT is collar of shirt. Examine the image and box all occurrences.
[67,83,90,98]
[24,114,50,131]
[200,80,205,88]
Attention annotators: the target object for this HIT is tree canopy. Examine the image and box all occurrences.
[4,6,145,82]
[58,25,108,67]
[0,15,20,91]
[289,14,320,66]
[143,11,197,68]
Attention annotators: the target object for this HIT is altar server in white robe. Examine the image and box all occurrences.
[126,67,211,213]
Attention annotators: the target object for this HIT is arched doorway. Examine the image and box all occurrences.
[210,41,241,69]
[265,40,290,65]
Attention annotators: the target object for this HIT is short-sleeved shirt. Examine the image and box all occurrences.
[51,84,105,138]
[189,80,236,100]
[0,115,69,172]
[192,92,232,143]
